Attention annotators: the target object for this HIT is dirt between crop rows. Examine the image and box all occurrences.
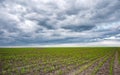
[66,56,104,75]
[0,62,2,74]
[113,52,120,75]
[95,54,113,75]
[75,52,120,75]
[2,52,120,75]
[78,56,106,75]
[66,58,98,75]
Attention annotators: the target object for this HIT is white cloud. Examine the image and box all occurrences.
[18,20,40,33]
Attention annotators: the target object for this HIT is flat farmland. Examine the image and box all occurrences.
[0,47,120,75]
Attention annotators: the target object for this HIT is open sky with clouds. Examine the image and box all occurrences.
[0,0,120,47]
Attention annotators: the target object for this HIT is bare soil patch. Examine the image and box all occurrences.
[96,56,112,75]
[113,52,120,75]
[78,57,105,75]
[0,62,2,74]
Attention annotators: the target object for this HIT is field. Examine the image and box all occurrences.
[0,47,120,75]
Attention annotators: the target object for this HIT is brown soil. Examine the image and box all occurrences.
[66,57,104,75]
[0,62,2,74]
[46,57,97,75]
[78,57,105,75]
[2,52,120,75]
[96,56,112,75]
[113,52,120,75]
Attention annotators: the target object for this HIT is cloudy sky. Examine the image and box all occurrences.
[0,0,120,46]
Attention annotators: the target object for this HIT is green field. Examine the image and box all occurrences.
[0,47,120,75]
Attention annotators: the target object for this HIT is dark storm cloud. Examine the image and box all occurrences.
[62,25,95,32]
[0,0,120,46]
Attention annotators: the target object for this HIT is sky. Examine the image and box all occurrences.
[0,0,120,47]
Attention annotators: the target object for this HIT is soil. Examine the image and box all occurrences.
[2,52,120,75]
[96,55,113,75]
[0,62,2,74]
[66,57,103,75]
[28,52,120,75]
[113,52,120,75]
[78,57,105,75]
[47,57,97,75]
